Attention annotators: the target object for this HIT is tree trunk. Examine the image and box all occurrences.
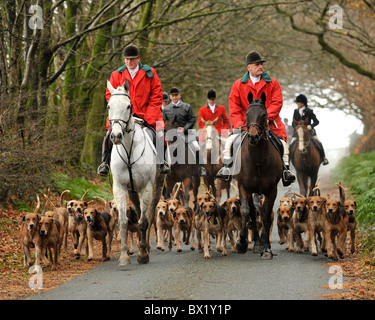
[79,4,113,168]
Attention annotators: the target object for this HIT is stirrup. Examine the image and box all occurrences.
[97,163,110,177]
[216,166,231,181]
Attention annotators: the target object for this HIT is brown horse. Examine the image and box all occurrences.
[200,118,230,202]
[236,92,283,259]
[164,116,200,207]
[290,118,321,197]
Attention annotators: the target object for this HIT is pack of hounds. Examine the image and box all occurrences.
[20,179,357,270]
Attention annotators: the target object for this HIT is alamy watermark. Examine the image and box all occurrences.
[328,265,343,290]
[29,265,43,290]
[328,5,343,30]
[28,5,43,30]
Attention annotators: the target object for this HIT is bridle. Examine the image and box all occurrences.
[108,93,133,134]
[246,102,269,141]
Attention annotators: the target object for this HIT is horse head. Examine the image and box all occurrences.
[164,115,179,144]
[294,119,311,154]
[106,80,133,145]
[201,117,218,150]
[246,92,268,145]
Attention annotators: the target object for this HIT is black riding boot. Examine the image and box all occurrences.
[97,130,112,177]
[316,140,329,165]
[158,137,170,174]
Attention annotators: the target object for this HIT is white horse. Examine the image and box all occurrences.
[106,80,164,268]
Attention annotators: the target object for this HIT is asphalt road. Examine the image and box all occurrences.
[27,179,344,301]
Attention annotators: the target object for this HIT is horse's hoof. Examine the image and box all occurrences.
[118,257,131,270]
[137,254,150,264]
[236,241,247,254]
[253,244,264,254]
[261,248,273,260]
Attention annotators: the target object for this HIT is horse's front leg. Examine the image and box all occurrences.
[297,172,308,198]
[137,187,153,264]
[259,191,276,260]
[114,185,131,268]
[236,195,250,254]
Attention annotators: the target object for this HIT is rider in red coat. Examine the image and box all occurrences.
[198,89,230,141]
[98,44,169,176]
[216,51,295,186]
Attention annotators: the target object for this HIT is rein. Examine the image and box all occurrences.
[109,93,133,134]
[115,125,147,195]
[109,92,146,194]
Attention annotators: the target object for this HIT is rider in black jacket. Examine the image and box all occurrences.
[292,94,329,165]
[162,87,207,176]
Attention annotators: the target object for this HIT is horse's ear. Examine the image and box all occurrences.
[212,117,218,124]
[247,92,253,104]
[261,92,266,105]
[107,80,116,95]
[303,117,310,126]
[123,80,130,92]
[172,115,177,123]
[201,118,206,125]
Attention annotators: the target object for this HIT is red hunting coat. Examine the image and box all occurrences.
[105,62,164,130]
[198,104,230,141]
[228,71,287,141]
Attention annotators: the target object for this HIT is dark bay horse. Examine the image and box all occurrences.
[200,118,230,202]
[164,116,200,206]
[236,93,283,259]
[290,118,321,197]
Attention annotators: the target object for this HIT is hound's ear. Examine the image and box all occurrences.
[221,201,227,208]
[248,92,253,104]
[354,201,357,209]
[107,80,116,95]
[123,79,130,92]
[261,92,266,105]
[22,216,25,221]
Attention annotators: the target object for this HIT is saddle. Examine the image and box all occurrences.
[231,129,284,159]
[268,130,284,158]
[133,116,156,147]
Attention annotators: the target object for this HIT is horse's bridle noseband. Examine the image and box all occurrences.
[108,93,133,134]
